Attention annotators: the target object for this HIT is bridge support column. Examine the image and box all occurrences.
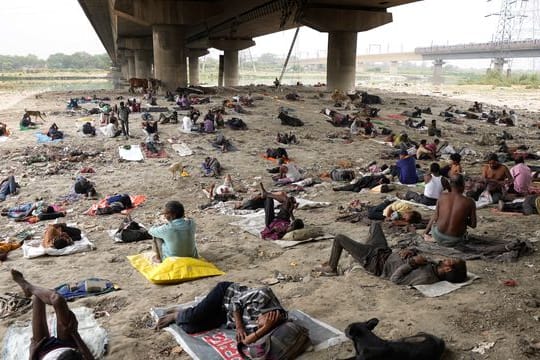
[127,55,136,79]
[492,57,507,75]
[224,50,239,86]
[210,38,255,87]
[389,61,398,75]
[134,50,152,79]
[186,49,209,86]
[327,31,357,91]
[111,65,122,90]
[432,59,445,85]
[153,25,187,91]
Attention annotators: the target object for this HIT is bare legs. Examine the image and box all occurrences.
[11,270,94,360]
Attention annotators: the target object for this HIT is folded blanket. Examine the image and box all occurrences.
[1,307,108,360]
[85,195,146,216]
[22,234,94,259]
[150,306,347,360]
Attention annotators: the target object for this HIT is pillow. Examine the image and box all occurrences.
[281,227,323,241]
[127,253,224,284]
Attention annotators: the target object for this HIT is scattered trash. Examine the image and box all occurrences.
[502,279,518,287]
[471,341,495,354]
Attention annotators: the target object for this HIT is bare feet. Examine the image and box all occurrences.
[423,234,435,243]
[11,269,33,297]
[155,311,179,330]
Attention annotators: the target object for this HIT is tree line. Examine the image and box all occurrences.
[0,52,110,71]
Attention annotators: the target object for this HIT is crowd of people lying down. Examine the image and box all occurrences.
[1,85,539,360]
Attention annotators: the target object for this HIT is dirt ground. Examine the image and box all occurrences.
[0,82,539,360]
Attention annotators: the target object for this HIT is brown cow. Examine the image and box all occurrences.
[129,78,149,93]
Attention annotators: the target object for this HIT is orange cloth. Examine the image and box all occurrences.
[0,241,23,253]
[85,195,147,216]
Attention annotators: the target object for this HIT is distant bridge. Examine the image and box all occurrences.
[297,39,540,84]
[299,39,540,64]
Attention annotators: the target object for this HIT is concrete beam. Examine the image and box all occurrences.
[209,38,255,51]
[115,0,220,25]
[299,8,392,32]
[117,36,153,50]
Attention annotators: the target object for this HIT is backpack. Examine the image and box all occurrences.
[240,321,311,360]
[82,122,95,135]
[330,169,355,182]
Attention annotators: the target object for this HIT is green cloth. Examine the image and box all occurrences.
[149,218,198,259]
[432,225,467,247]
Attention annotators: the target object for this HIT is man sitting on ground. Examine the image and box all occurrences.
[20,113,38,128]
[11,270,95,360]
[441,153,462,178]
[392,150,419,184]
[0,175,19,201]
[424,175,477,247]
[0,122,8,136]
[400,163,449,206]
[149,201,198,263]
[73,176,97,198]
[509,157,532,195]
[314,222,467,285]
[480,153,513,202]
[416,140,435,160]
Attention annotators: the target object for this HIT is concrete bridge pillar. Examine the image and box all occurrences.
[432,59,445,85]
[152,25,187,90]
[186,49,209,86]
[492,57,507,75]
[210,38,255,87]
[110,65,122,90]
[389,61,399,75]
[327,31,357,91]
[127,55,136,79]
[134,50,153,79]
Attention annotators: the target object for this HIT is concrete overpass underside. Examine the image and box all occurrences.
[78,0,420,90]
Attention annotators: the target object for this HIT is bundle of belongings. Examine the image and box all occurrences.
[113,216,152,243]
[43,223,82,249]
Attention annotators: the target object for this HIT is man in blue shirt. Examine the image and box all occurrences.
[149,201,198,263]
[393,150,418,184]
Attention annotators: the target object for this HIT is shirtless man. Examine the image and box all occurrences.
[482,153,512,182]
[424,174,477,247]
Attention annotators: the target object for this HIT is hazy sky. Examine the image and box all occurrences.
[0,0,537,69]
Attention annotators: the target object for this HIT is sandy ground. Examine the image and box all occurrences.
[0,83,539,360]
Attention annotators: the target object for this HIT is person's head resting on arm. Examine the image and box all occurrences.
[436,258,467,283]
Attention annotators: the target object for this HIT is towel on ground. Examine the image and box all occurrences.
[22,234,94,259]
[85,195,146,216]
[118,144,144,161]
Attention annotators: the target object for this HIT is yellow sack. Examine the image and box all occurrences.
[127,253,224,285]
